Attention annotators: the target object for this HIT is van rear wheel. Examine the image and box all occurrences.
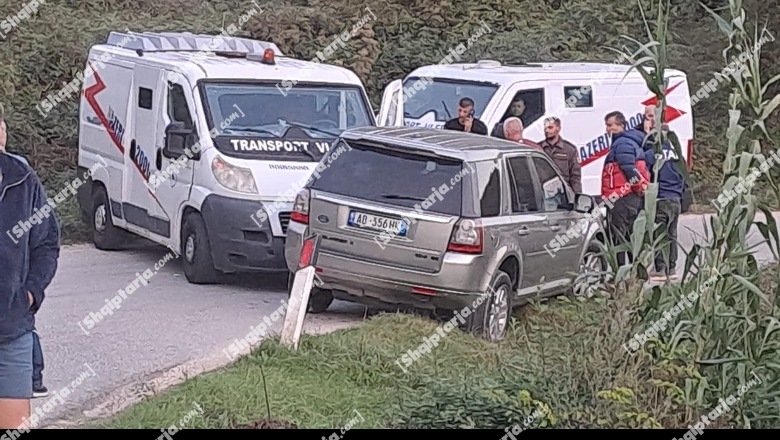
[91,186,124,250]
[181,213,219,284]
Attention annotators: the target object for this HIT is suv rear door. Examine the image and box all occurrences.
[307,140,469,272]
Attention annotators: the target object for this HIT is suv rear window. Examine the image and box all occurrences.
[310,141,467,216]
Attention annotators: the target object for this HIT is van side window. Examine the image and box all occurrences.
[500,89,545,128]
[138,87,153,110]
[168,82,193,128]
[532,156,569,211]
[564,86,593,108]
[506,156,539,213]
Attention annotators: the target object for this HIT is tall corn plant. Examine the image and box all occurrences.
[606,0,780,427]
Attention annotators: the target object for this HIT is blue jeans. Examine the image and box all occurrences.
[0,331,33,399]
[32,330,43,385]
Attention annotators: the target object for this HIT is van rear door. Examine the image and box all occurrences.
[308,140,471,272]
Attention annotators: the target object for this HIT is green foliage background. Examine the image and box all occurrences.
[0,0,778,240]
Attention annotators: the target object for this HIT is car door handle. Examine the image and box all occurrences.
[517,226,529,236]
[549,224,562,232]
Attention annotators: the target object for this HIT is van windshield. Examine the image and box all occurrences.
[309,141,467,216]
[200,82,374,161]
[402,77,499,129]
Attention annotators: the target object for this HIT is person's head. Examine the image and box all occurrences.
[509,96,526,117]
[457,97,475,122]
[0,103,6,152]
[544,116,561,141]
[605,111,626,135]
[643,104,657,132]
[503,117,523,142]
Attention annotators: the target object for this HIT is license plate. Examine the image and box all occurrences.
[347,210,408,237]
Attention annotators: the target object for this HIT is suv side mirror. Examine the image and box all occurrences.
[574,194,596,213]
[163,122,198,160]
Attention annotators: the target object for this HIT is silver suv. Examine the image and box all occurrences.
[284,126,604,341]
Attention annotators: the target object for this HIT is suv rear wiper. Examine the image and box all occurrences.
[282,120,340,137]
[380,194,427,201]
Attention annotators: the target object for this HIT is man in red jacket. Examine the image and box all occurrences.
[601,111,650,266]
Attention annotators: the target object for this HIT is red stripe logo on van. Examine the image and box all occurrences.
[83,63,169,220]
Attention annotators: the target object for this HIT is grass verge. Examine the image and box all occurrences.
[93,267,780,430]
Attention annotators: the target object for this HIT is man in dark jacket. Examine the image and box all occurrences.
[601,111,650,266]
[0,114,60,428]
[443,97,488,135]
[539,117,582,193]
[640,107,684,281]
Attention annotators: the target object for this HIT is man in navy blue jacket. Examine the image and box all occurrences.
[640,105,684,281]
[601,111,650,266]
[0,113,60,428]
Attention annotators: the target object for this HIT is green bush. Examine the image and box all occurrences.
[0,0,778,241]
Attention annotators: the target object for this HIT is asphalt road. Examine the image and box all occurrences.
[32,212,780,426]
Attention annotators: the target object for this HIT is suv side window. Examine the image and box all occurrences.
[474,160,501,217]
[506,156,539,213]
[168,82,193,129]
[532,156,569,211]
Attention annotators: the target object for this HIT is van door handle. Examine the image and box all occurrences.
[517,226,529,236]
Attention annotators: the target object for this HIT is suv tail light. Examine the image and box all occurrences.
[291,190,309,224]
[447,218,483,254]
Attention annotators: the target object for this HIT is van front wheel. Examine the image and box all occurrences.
[181,213,219,284]
[91,186,124,250]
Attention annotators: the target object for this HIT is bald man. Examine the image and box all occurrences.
[503,117,541,149]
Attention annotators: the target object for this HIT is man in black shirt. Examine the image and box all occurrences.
[444,97,488,135]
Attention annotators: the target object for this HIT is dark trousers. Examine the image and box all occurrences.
[654,198,681,273]
[607,193,643,266]
[32,329,43,385]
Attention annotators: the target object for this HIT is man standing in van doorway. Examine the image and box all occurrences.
[444,98,488,135]
[538,117,581,193]
[600,111,650,267]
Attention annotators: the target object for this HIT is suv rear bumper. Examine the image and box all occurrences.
[284,220,488,310]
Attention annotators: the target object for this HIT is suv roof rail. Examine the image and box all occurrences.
[104,31,284,57]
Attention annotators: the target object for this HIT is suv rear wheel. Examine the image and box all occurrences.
[464,270,512,342]
[286,271,334,313]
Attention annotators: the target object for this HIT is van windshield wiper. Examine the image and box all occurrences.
[380,194,427,201]
[221,127,279,137]
[282,120,340,137]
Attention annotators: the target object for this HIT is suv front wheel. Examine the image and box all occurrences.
[464,270,513,342]
[571,242,608,298]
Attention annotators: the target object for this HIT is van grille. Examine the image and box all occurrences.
[279,212,291,234]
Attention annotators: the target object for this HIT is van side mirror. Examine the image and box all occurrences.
[574,194,595,213]
[163,122,198,160]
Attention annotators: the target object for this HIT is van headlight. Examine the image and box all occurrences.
[211,156,258,194]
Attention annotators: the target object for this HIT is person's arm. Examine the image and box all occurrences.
[25,173,61,313]
[568,146,582,193]
[614,139,641,181]
[643,147,657,180]
[473,120,488,135]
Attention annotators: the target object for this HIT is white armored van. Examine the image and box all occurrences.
[77,31,375,284]
[377,60,694,197]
